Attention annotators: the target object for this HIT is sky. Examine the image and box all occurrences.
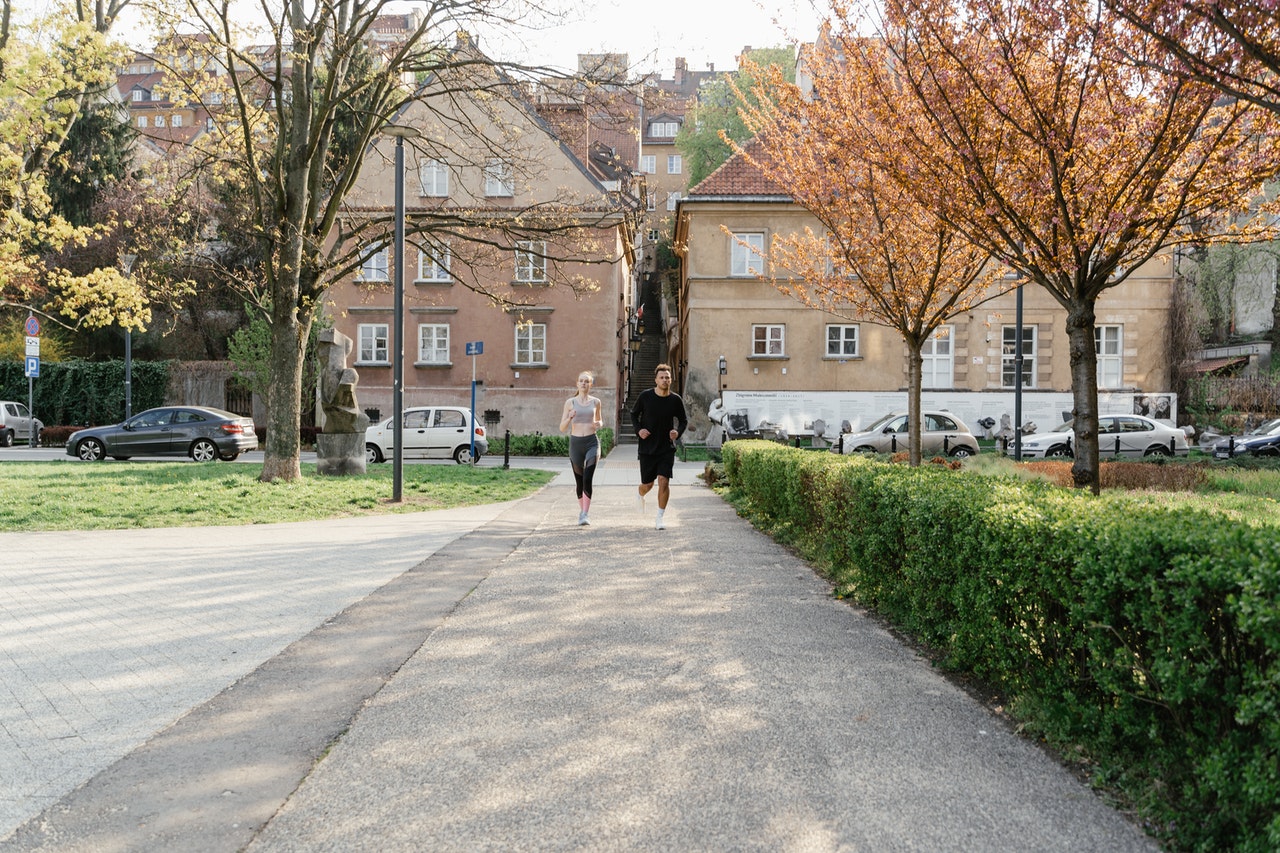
[484,0,829,76]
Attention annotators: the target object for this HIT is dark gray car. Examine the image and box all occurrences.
[65,406,257,462]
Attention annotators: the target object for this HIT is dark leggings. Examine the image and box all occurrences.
[569,434,599,499]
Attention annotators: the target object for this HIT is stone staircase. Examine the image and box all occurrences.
[616,309,666,444]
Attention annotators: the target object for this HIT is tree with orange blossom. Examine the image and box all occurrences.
[829,0,1280,492]
[731,43,1006,466]
[1104,0,1280,116]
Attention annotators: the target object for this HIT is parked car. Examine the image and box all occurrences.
[0,400,42,446]
[65,406,258,462]
[365,406,488,464]
[838,410,980,457]
[1018,414,1190,459]
[1212,418,1280,459]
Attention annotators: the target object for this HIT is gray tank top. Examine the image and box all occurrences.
[571,397,596,425]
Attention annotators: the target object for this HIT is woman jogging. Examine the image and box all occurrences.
[559,370,603,525]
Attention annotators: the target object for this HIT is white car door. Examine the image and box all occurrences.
[401,409,433,458]
[427,408,468,457]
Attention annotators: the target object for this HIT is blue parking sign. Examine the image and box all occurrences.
[465,341,483,356]
[25,356,39,378]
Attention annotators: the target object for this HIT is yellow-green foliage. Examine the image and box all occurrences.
[721,441,1280,852]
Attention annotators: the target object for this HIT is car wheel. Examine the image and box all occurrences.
[948,445,976,458]
[366,443,384,464]
[1143,445,1171,457]
[453,445,476,464]
[220,451,240,461]
[1045,445,1073,459]
[0,429,13,447]
[77,438,106,461]
[853,445,877,454]
[1255,446,1279,458]
[190,439,219,462]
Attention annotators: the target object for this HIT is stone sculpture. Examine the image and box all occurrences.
[315,329,370,475]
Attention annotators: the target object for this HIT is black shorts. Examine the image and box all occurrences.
[639,451,675,485]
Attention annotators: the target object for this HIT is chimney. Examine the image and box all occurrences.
[674,57,686,85]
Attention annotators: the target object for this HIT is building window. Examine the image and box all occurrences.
[417,242,451,282]
[206,117,215,132]
[155,115,165,127]
[666,191,682,212]
[515,323,547,364]
[922,325,954,388]
[667,154,683,174]
[131,89,146,102]
[358,324,389,364]
[418,158,449,197]
[640,155,656,174]
[646,190,656,211]
[515,240,547,283]
[357,246,389,282]
[1001,325,1037,388]
[208,91,223,105]
[648,120,678,137]
[731,232,766,277]
[826,324,859,357]
[137,116,148,128]
[418,324,450,364]
[752,324,785,356]
[1096,325,1123,389]
[171,114,183,127]
[484,159,514,197]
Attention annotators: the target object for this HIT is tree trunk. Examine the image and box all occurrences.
[906,342,924,466]
[259,302,311,483]
[1065,301,1101,494]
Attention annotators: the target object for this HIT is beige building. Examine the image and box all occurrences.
[672,146,1177,438]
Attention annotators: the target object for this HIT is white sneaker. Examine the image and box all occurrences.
[578,511,589,526]
[636,491,647,514]
[655,514,665,530]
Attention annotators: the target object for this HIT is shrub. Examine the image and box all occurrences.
[721,441,1280,851]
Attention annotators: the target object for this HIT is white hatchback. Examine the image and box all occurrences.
[0,400,43,446]
[365,406,488,465]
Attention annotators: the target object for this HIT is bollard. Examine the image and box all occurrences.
[1228,435,1235,456]
[1115,435,1121,456]
[944,435,950,455]
[1169,437,1175,456]
[503,429,510,469]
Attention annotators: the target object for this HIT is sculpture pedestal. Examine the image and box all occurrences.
[316,433,367,476]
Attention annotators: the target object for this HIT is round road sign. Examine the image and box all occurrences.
[24,316,40,336]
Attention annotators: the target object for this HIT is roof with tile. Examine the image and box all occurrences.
[687,138,791,198]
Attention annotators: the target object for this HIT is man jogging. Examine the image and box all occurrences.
[631,363,688,529]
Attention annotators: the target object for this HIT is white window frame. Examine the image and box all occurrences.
[515,323,547,365]
[417,323,450,364]
[921,325,954,389]
[131,89,144,102]
[171,114,183,127]
[357,246,389,282]
[640,155,656,174]
[825,324,859,357]
[137,116,148,128]
[730,232,766,277]
[649,121,678,137]
[666,191,682,212]
[667,154,683,174]
[1001,325,1037,389]
[155,114,165,127]
[484,159,514,197]
[646,190,656,211]
[418,158,449,197]
[752,324,785,357]
[515,240,547,283]
[357,323,389,364]
[417,242,451,282]
[1096,325,1124,389]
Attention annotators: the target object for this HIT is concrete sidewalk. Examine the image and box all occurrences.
[6,451,1156,851]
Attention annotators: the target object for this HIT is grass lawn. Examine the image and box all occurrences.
[0,462,555,531]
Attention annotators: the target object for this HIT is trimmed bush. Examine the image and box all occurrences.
[721,441,1280,851]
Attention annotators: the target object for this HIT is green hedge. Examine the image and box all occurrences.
[489,429,615,457]
[0,359,171,426]
[723,440,1280,852]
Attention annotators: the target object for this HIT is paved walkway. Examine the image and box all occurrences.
[2,451,1156,851]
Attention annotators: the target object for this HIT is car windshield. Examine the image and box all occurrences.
[1246,418,1280,436]
[863,413,900,432]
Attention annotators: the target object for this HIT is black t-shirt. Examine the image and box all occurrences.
[631,389,689,456]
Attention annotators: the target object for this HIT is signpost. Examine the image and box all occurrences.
[24,315,39,446]
[465,341,483,463]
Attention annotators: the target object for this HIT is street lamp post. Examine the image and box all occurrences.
[120,253,137,420]
[383,125,420,502]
